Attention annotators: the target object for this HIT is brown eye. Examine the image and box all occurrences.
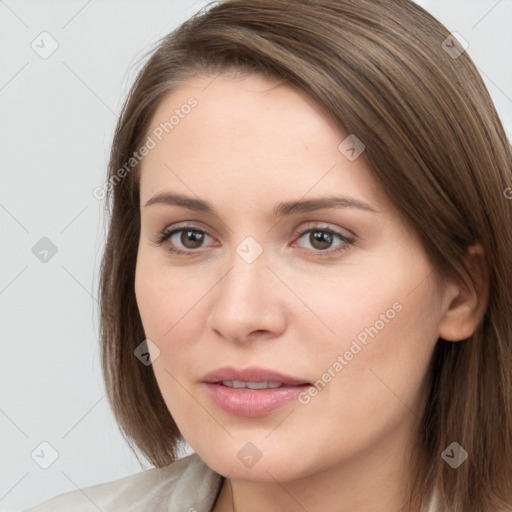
[155,226,215,255]
[179,229,206,249]
[308,230,335,250]
[293,225,355,257]
[155,223,355,257]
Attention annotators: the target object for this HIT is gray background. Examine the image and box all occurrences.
[1,1,511,510]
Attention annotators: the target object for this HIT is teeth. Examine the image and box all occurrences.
[222,380,283,389]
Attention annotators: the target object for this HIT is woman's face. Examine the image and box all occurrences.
[135,72,446,482]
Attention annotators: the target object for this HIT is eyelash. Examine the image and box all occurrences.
[153,223,356,258]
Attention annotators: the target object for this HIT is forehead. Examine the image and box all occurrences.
[139,73,386,213]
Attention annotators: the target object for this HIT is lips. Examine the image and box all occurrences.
[201,366,311,386]
[201,366,313,417]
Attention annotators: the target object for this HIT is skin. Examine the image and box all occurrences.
[134,73,489,512]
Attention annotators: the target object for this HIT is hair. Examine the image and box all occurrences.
[98,0,512,510]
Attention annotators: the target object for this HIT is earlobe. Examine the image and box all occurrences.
[438,244,490,342]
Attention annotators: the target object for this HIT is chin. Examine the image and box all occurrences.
[196,445,313,483]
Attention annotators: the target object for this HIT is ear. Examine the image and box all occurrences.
[438,244,490,342]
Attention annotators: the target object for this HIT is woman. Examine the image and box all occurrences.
[26,0,512,510]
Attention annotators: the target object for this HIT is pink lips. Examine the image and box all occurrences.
[202,366,312,417]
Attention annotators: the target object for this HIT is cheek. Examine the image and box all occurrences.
[134,253,210,342]
[313,276,440,432]
[301,254,440,404]
[291,262,410,357]
[134,255,214,413]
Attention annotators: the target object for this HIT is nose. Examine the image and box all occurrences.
[206,245,287,344]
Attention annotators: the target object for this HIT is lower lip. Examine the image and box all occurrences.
[203,383,312,417]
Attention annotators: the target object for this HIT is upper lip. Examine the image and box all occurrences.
[202,366,311,386]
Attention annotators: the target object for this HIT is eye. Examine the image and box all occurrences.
[154,225,216,255]
[153,222,355,257]
[292,224,355,256]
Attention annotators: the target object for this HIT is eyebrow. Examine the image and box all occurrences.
[144,192,379,216]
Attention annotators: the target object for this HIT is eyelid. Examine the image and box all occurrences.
[155,222,218,248]
[156,221,219,240]
[291,221,355,241]
[158,220,353,241]
[290,223,356,257]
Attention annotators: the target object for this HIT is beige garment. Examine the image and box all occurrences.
[24,452,223,512]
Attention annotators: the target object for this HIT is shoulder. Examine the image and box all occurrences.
[24,452,223,512]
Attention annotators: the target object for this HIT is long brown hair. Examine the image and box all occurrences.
[98,1,512,510]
